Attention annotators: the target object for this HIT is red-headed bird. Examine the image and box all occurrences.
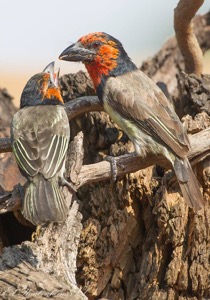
[59,32,204,210]
[11,62,70,225]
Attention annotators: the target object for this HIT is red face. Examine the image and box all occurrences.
[78,33,119,88]
[41,73,64,103]
[59,32,120,89]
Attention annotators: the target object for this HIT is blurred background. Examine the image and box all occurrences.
[0,0,209,106]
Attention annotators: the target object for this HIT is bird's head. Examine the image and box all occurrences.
[20,61,64,108]
[59,32,137,90]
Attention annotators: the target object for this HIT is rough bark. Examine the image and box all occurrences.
[176,72,210,117]
[0,12,210,300]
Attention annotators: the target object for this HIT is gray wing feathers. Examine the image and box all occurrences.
[23,175,68,225]
[104,71,190,158]
[11,105,70,179]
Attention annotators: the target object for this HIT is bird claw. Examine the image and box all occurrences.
[15,183,25,205]
[104,155,121,182]
[31,225,42,241]
[105,152,136,182]
[59,177,77,193]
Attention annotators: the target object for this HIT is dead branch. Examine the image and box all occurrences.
[0,94,209,214]
[0,127,209,213]
[0,252,87,300]
[65,95,102,119]
[77,127,210,186]
[0,96,101,154]
[174,0,204,75]
[66,132,84,185]
[0,137,11,153]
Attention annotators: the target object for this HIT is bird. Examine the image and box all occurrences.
[59,32,204,210]
[11,62,71,225]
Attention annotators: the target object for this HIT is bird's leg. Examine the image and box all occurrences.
[105,152,136,182]
[31,225,42,242]
[59,177,77,193]
[104,155,118,182]
[15,183,25,207]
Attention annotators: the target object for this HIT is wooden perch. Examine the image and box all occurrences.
[0,96,101,154]
[174,0,204,75]
[0,137,11,153]
[78,128,210,186]
[0,126,209,214]
[0,95,209,214]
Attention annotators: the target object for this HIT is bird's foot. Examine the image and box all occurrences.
[31,225,42,242]
[59,177,77,193]
[15,183,25,206]
[167,173,177,188]
[104,153,136,182]
[104,155,118,182]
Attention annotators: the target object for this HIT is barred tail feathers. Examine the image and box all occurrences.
[173,157,204,210]
[23,174,68,225]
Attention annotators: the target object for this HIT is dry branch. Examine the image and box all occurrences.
[0,96,101,154]
[78,128,210,186]
[0,127,209,214]
[174,0,204,75]
[0,95,209,214]
[0,137,11,153]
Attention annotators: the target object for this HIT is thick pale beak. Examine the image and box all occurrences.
[59,42,95,62]
[53,68,60,87]
[43,61,55,74]
[43,61,59,87]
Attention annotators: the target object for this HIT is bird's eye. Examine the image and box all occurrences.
[92,41,100,48]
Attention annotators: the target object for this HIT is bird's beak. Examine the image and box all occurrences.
[53,68,60,87]
[59,42,95,62]
[43,61,59,87]
[43,61,55,74]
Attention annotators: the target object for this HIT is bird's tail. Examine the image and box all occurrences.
[173,157,205,210]
[23,174,68,225]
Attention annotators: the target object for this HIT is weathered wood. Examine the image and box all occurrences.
[0,96,102,154]
[0,127,209,213]
[174,0,204,75]
[78,127,210,186]
[0,245,87,300]
[0,137,11,153]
